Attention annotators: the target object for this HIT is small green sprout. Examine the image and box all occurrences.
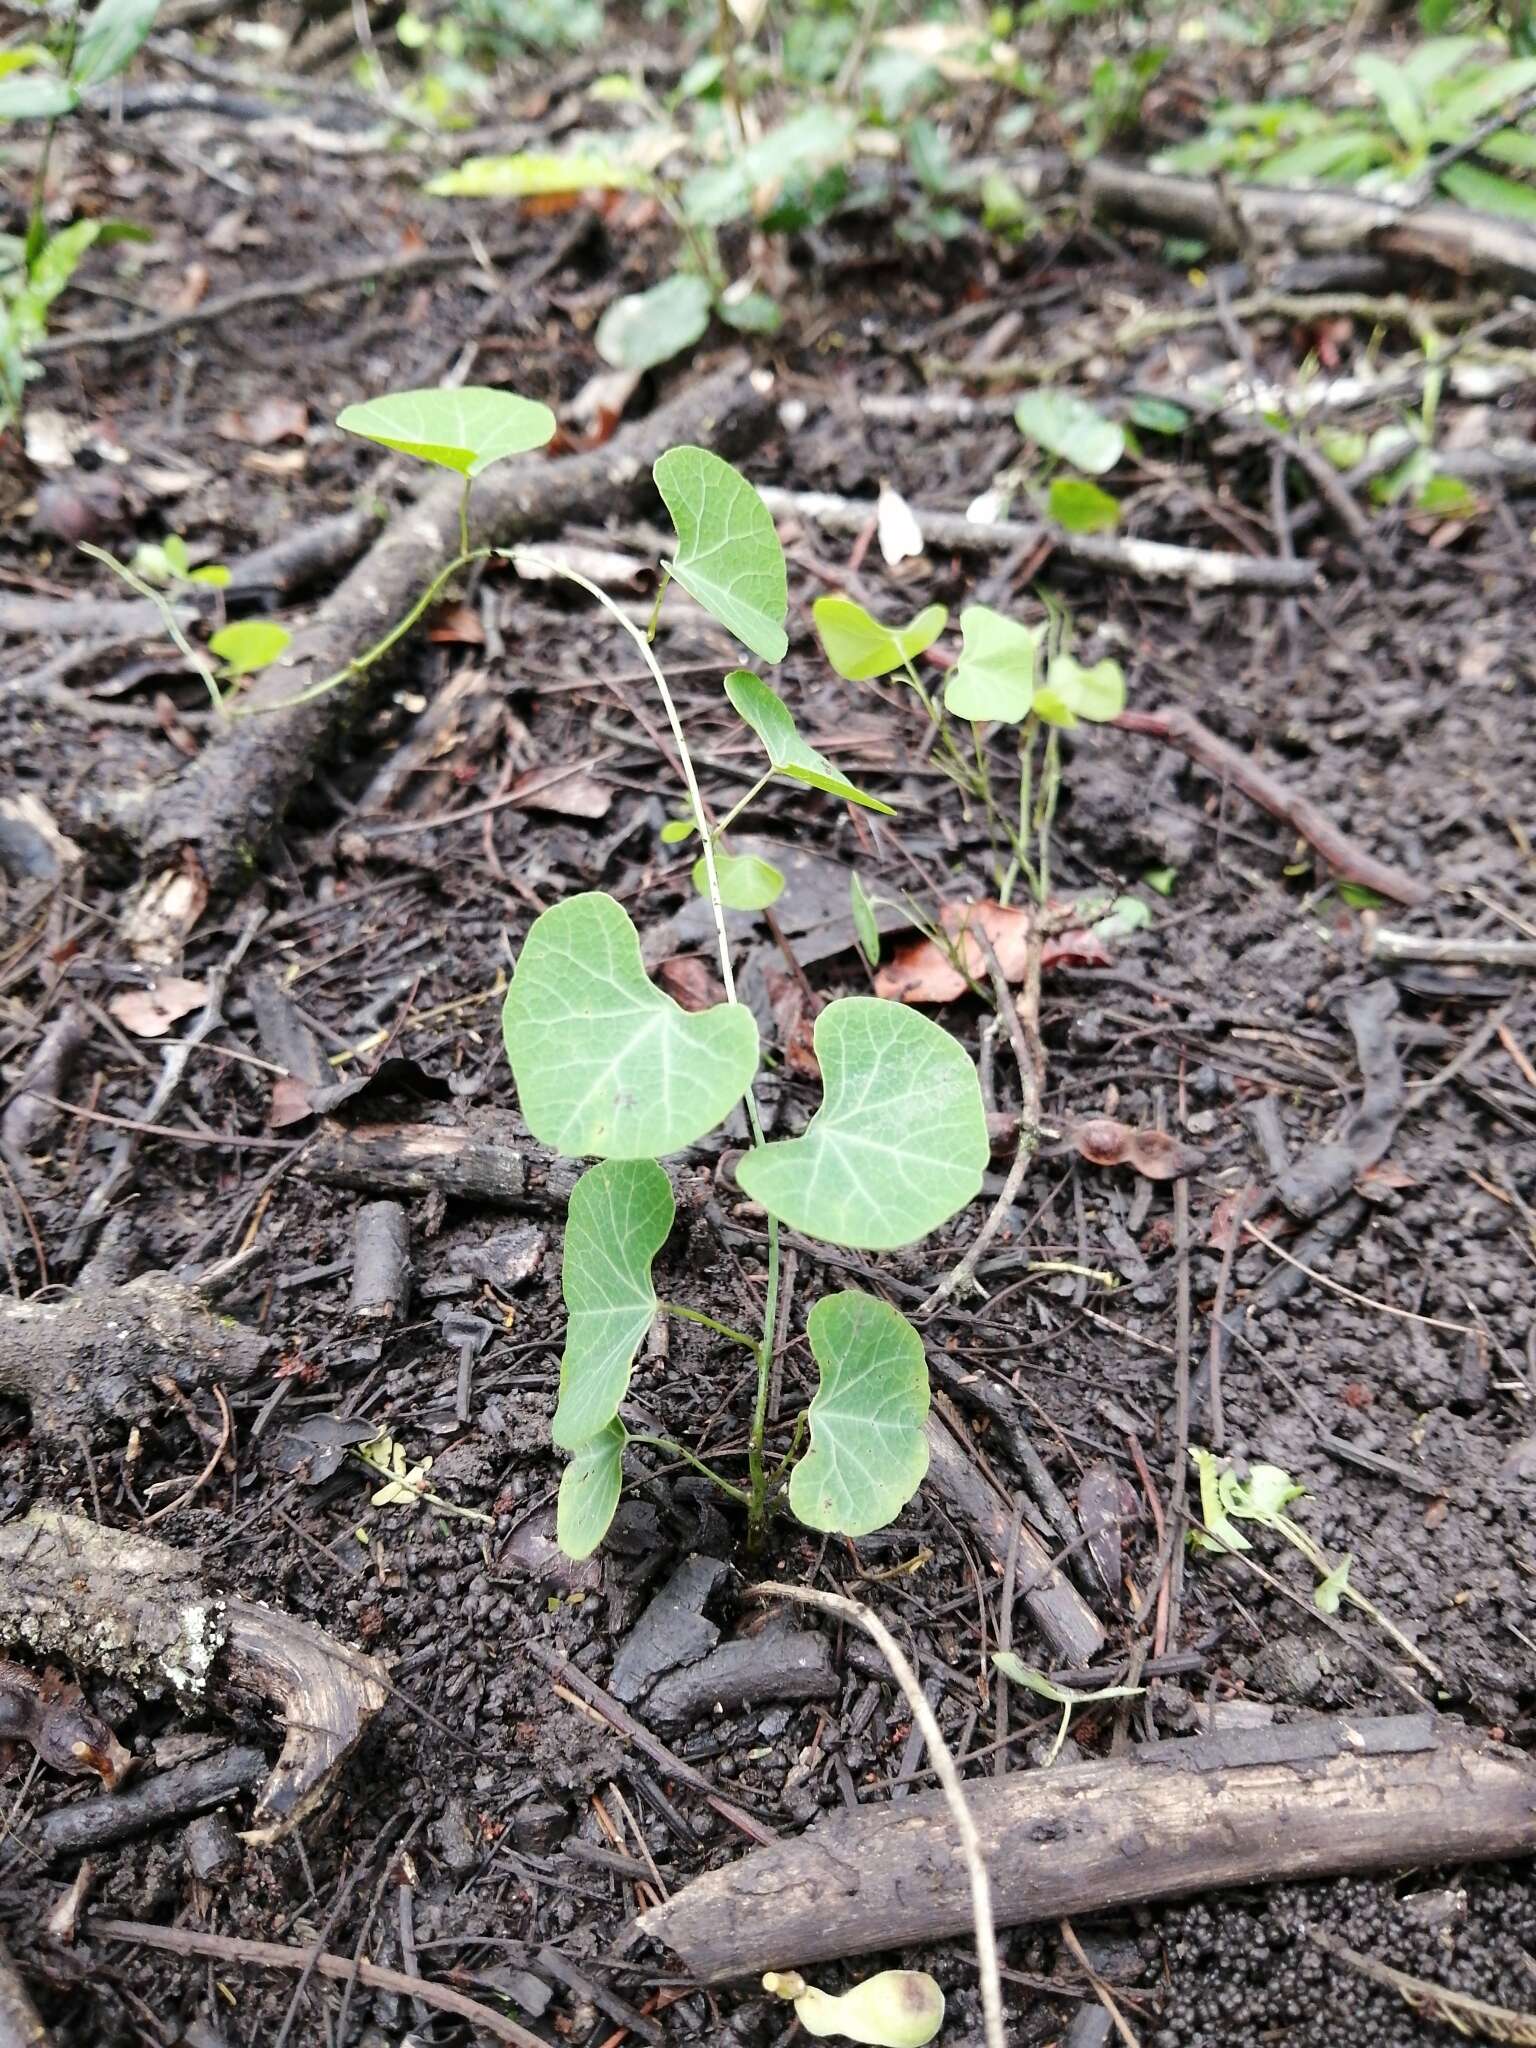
[992,1652,1144,1765]
[762,1969,945,2047]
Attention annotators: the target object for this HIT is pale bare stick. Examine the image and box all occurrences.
[747,1581,1005,2048]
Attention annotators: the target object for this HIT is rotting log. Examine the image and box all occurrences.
[638,1713,1536,1981]
[0,1273,270,1440]
[130,362,773,906]
[0,1512,387,1842]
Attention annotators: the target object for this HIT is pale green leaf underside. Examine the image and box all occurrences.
[790,1292,930,1536]
[502,892,759,1158]
[426,150,644,199]
[1033,653,1126,729]
[812,595,949,681]
[596,273,713,372]
[654,446,788,663]
[209,620,291,678]
[734,996,988,1249]
[1014,390,1125,475]
[553,1159,674,1450]
[558,1417,626,1559]
[336,386,557,478]
[943,605,1042,724]
[724,669,894,813]
[694,850,784,910]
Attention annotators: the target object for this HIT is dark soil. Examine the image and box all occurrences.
[1,13,1534,2046]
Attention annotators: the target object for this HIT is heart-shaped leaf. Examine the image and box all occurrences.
[653,446,788,663]
[337,386,557,479]
[1033,653,1126,728]
[502,892,760,1158]
[694,850,785,910]
[558,1417,626,1559]
[553,1160,674,1451]
[1049,477,1120,533]
[788,1292,930,1535]
[734,997,987,1248]
[724,669,894,813]
[209,620,291,678]
[1014,390,1124,475]
[596,274,713,372]
[943,606,1042,724]
[812,596,948,682]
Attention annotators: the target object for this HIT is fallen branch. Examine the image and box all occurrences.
[637,1713,1536,1982]
[86,1919,544,2048]
[1084,160,1536,295]
[34,1745,267,1862]
[760,486,1319,593]
[0,1271,270,1439]
[1113,705,1431,906]
[129,364,770,913]
[0,1512,387,1840]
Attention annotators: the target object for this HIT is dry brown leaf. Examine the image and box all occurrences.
[874,900,1110,1004]
[425,602,485,645]
[654,956,726,1013]
[109,976,209,1037]
[215,397,309,447]
[1070,1116,1206,1180]
[508,764,612,819]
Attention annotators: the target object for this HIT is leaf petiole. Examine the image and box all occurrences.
[658,1301,759,1351]
[628,1432,751,1506]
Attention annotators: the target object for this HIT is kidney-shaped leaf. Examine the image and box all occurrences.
[943,605,1041,724]
[1014,390,1124,475]
[1032,653,1126,728]
[789,1292,930,1536]
[812,596,949,682]
[654,446,788,663]
[336,386,557,479]
[734,997,987,1248]
[693,849,785,911]
[558,1417,626,1560]
[209,620,291,678]
[724,669,893,813]
[502,892,759,1158]
[596,274,713,372]
[553,1159,674,1451]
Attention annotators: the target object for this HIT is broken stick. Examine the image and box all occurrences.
[1114,705,1431,907]
[638,1713,1536,1981]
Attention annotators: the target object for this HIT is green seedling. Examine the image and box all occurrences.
[0,0,162,427]
[763,1969,945,2047]
[1188,1448,1443,1681]
[131,532,232,590]
[992,1651,1144,1764]
[321,388,990,1560]
[1157,32,1536,218]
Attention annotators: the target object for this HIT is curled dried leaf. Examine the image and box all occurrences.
[1070,1118,1206,1179]
[0,1662,132,1787]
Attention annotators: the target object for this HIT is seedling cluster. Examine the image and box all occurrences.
[324,385,999,1559]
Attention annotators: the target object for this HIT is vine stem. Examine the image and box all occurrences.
[748,1582,1006,2048]
[514,552,783,1542]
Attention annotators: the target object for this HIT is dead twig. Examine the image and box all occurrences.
[1305,1927,1536,2044]
[759,486,1319,594]
[1368,927,1536,969]
[1113,705,1430,906]
[0,1930,50,2048]
[748,1581,1005,2048]
[87,1919,544,2048]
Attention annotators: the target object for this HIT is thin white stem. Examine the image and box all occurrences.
[748,1581,1005,2048]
